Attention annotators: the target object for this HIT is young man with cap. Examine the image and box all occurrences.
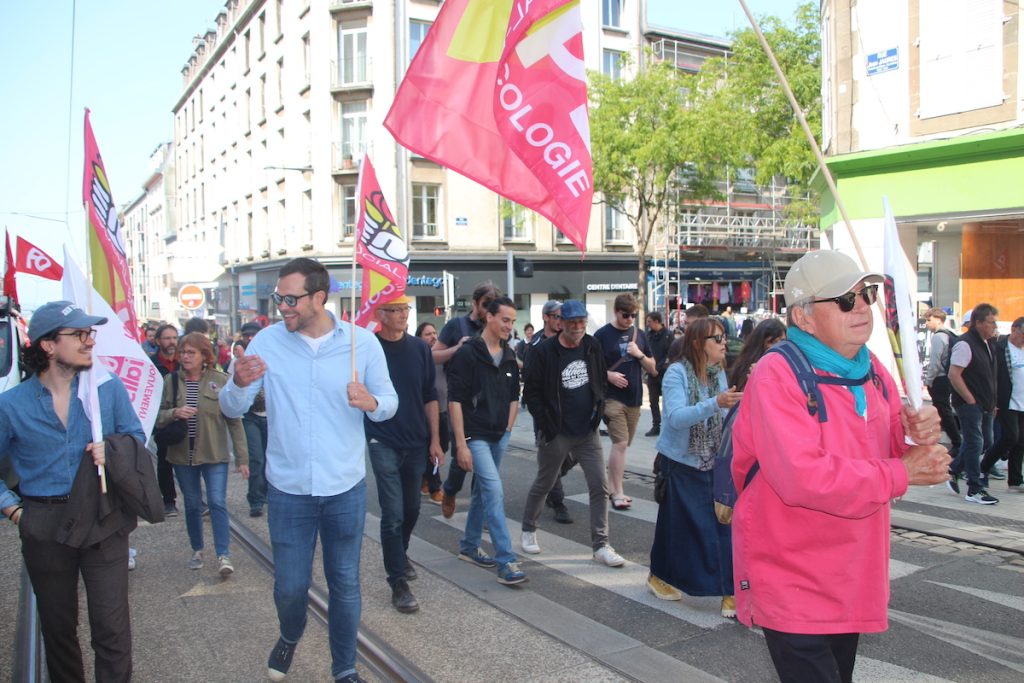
[732,251,949,682]
[520,300,625,567]
[366,296,444,613]
[0,300,146,682]
[522,300,574,523]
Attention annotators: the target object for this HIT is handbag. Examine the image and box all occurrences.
[153,372,187,446]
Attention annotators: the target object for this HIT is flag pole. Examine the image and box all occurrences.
[349,155,365,379]
[736,0,887,322]
[82,108,108,493]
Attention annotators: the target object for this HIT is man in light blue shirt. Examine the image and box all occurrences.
[220,258,396,683]
[0,300,144,682]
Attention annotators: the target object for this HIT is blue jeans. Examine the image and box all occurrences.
[267,480,366,679]
[952,404,994,494]
[459,432,516,567]
[367,442,426,584]
[243,414,268,510]
[173,463,230,557]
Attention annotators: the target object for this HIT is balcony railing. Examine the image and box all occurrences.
[330,57,372,90]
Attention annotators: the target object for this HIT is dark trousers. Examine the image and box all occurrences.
[648,376,663,429]
[243,413,269,510]
[154,439,177,504]
[368,442,426,584]
[762,628,859,683]
[981,408,1024,486]
[20,501,132,682]
[930,377,961,451]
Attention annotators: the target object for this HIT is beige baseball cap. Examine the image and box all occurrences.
[784,250,883,307]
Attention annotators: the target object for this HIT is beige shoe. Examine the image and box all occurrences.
[721,595,737,618]
[647,573,682,601]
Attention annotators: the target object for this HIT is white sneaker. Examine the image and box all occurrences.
[520,531,541,554]
[188,550,203,570]
[218,555,234,576]
[593,545,625,567]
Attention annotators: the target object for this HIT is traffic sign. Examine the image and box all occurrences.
[178,284,206,311]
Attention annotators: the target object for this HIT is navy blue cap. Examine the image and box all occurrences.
[28,300,107,342]
[559,299,587,320]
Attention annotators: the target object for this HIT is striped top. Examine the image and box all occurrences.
[185,379,200,464]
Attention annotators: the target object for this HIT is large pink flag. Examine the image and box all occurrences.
[83,110,140,341]
[384,0,592,251]
[353,155,410,327]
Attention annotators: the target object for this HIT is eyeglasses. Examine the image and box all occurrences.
[546,313,561,320]
[810,284,879,313]
[179,349,199,357]
[618,311,637,319]
[57,329,97,343]
[379,306,411,314]
[705,334,725,344]
[271,291,314,307]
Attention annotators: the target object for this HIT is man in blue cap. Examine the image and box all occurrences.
[520,300,625,567]
[0,300,145,682]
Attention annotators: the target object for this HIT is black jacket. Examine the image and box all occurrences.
[993,334,1011,410]
[447,337,520,441]
[56,434,165,548]
[647,327,673,378]
[953,327,998,411]
[524,334,607,443]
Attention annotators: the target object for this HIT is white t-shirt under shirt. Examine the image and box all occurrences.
[1009,343,1024,411]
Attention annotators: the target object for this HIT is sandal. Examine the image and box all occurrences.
[610,494,632,511]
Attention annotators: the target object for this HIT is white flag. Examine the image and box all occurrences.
[882,197,924,409]
[62,247,162,437]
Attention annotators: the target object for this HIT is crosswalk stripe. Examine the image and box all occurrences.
[926,581,1024,613]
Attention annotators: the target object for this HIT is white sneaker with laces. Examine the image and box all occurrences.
[520,531,541,554]
[593,545,625,567]
[218,555,234,576]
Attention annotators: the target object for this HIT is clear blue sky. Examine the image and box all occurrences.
[0,0,803,307]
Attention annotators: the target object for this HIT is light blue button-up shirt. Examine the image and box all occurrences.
[219,315,398,497]
[0,373,145,510]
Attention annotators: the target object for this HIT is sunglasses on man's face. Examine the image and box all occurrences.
[271,291,313,307]
[618,311,636,319]
[810,284,879,313]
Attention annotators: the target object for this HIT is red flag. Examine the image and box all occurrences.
[384,0,592,251]
[15,236,64,281]
[83,110,140,341]
[354,155,410,327]
[3,233,17,303]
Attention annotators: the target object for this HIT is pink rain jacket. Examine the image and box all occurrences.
[731,350,909,634]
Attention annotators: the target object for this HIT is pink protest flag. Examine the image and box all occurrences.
[353,155,410,328]
[16,236,64,281]
[83,110,140,341]
[384,0,593,251]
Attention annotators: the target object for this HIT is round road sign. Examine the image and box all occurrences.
[178,284,206,311]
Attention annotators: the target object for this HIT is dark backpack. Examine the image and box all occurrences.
[934,328,959,375]
[711,341,888,523]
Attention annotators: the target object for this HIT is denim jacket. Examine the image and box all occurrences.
[654,361,727,468]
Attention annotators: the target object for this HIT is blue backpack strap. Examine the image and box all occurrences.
[766,340,829,422]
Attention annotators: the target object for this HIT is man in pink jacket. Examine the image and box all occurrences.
[732,250,950,683]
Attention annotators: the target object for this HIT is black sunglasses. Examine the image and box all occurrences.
[271,291,314,307]
[705,334,725,344]
[618,311,637,319]
[810,284,878,313]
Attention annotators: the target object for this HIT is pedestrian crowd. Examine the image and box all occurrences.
[3,249,992,683]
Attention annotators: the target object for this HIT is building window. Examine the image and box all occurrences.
[339,100,367,161]
[604,204,627,243]
[243,30,251,71]
[339,183,357,240]
[243,88,251,131]
[258,75,266,121]
[409,21,431,63]
[336,25,368,85]
[501,199,529,241]
[302,34,311,88]
[602,0,623,28]
[602,49,624,79]
[412,183,440,239]
[257,12,266,55]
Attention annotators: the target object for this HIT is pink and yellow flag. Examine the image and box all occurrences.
[384,0,592,251]
[83,110,140,341]
[354,155,410,327]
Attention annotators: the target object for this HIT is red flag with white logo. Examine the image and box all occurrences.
[3,233,16,303]
[384,0,592,251]
[15,236,64,281]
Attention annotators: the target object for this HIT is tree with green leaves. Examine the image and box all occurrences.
[589,59,723,315]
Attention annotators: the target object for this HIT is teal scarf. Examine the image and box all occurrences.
[788,326,871,417]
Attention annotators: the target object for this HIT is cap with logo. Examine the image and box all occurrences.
[28,301,108,342]
[784,250,883,307]
[542,300,562,316]
[559,300,587,320]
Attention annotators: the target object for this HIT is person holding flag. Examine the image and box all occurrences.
[220,258,397,683]
[0,301,145,682]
